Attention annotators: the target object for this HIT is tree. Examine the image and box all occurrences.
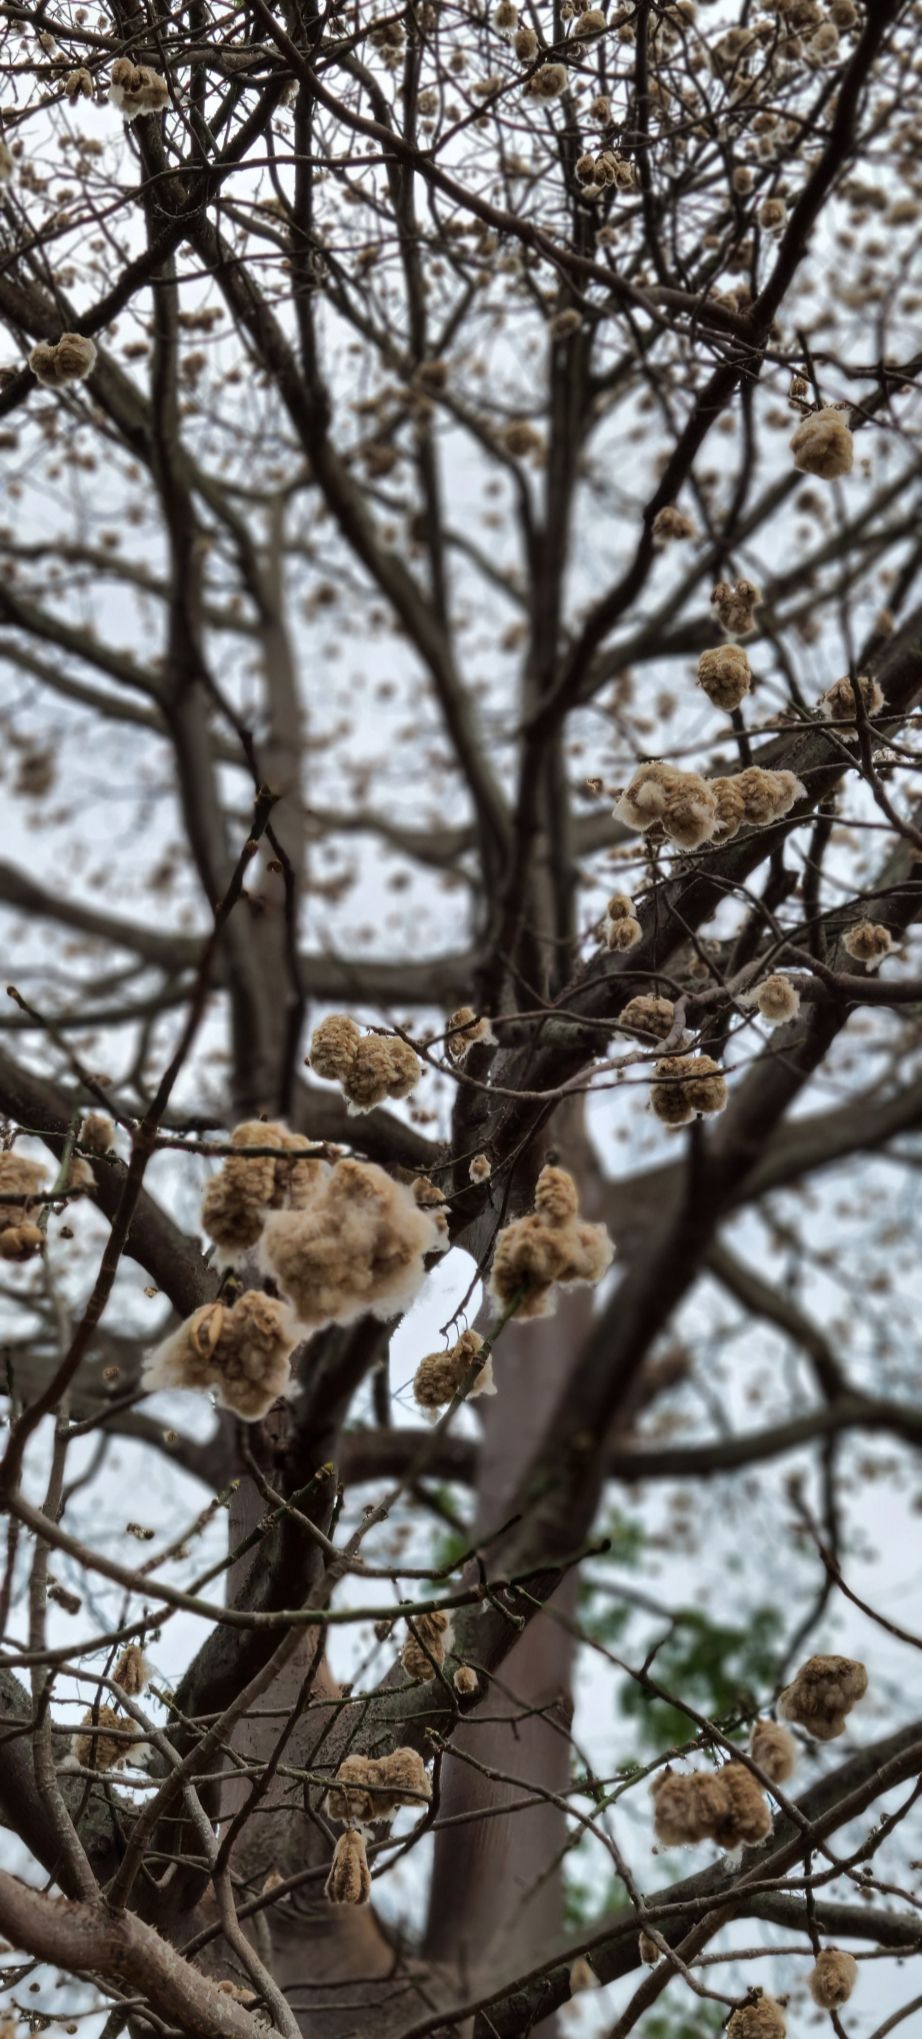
[0,0,920,2033]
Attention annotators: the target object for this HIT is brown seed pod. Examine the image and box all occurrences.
[489,1165,612,1320]
[809,1948,858,2008]
[791,406,854,480]
[778,1654,867,1740]
[726,1996,786,2039]
[749,1719,797,1784]
[325,1828,372,1905]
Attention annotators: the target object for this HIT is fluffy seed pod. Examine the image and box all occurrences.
[65,67,94,101]
[791,406,854,479]
[489,1164,613,1319]
[73,1705,139,1773]
[615,760,682,830]
[819,672,884,722]
[651,1762,772,1851]
[651,1054,727,1129]
[638,1930,660,1966]
[325,1747,431,1824]
[142,1291,298,1421]
[749,1719,797,1784]
[0,139,12,183]
[29,334,97,387]
[710,775,747,844]
[261,1159,442,1329]
[0,1152,46,1261]
[619,994,676,1040]
[726,1997,786,2039]
[572,8,606,35]
[201,1119,320,1258]
[711,578,761,638]
[109,56,169,120]
[113,1646,149,1696]
[733,767,804,827]
[469,1153,492,1184]
[310,1013,361,1082]
[80,1113,114,1155]
[662,773,719,850]
[779,1654,867,1741]
[743,973,800,1027]
[514,23,539,58]
[325,1829,371,1905]
[568,1958,599,1992]
[531,62,568,97]
[454,1664,478,1697]
[493,0,518,26]
[413,1330,494,1411]
[402,1608,453,1682]
[447,1007,496,1061]
[603,907,642,951]
[758,197,786,234]
[697,644,751,711]
[652,505,696,546]
[549,308,582,338]
[809,1949,858,2009]
[344,1034,421,1113]
[843,921,893,970]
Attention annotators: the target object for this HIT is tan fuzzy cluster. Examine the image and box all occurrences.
[639,1930,660,1966]
[743,974,800,1027]
[0,1151,46,1262]
[615,763,718,850]
[726,1997,787,2039]
[343,1035,421,1114]
[469,1153,492,1184]
[602,892,642,951]
[502,419,543,457]
[697,645,751,712]
[73,1705,139,1773]
[402,1608,453,1682]
[29,333,97,387]
[749,1719,797,1784]
[651,1762,772,1851]
[489,1163,613,1320]
[261,1159,442,1329]
[711,776,748,843]
[843,921,894,970]
[310,1013,361,1082]
[759,197,787,234]
[324,1747,431,1824]
[414,1329,494,1411]
[652,505,696,546]
[80,1113,115,1156]
[447,1006,496,1061]
[454,1663,478,1697]
[819,672,884,722]
[411,1174,450,1252]
[0,138,12,184]
[65,66,94,100]
[514,23,539,58]
[325,1829,371,1905]
[141,1292,297,1421]
[201,1119,320,1258]
[779,1654,867,1740]
[109,57,169,119]
[572,7,605,36]
[113,1646,149,1696]
[791,406,854,479]
[651,1054,727,1129]
[530,61,568,97]
[309,1014,421,1112]
[619,994,676,1041]
[809,1949,858,2008]
[726,767,804,833]
[711,578,761,638]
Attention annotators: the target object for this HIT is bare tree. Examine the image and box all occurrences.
[0,1,921,2035]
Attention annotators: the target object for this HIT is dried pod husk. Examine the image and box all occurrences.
[651,1762,772,1850]
[618,994,676,1041]
[109,56,169,119]
[650,1054,727,1129]
[726,1996,787,2039]
[142,1291,298,1421]
[113,1645,149,1696]
[453,1664,478,1697]
[325,1828,372,1905]
[29,333,97,387]
[697,644,751,711]
[843,921,893,970]
[742,974,800,1027]
[73,1705,139,1773]
[402,1608,452,1681]
[447,1006,496,1061]
[413,1330,494,1411]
